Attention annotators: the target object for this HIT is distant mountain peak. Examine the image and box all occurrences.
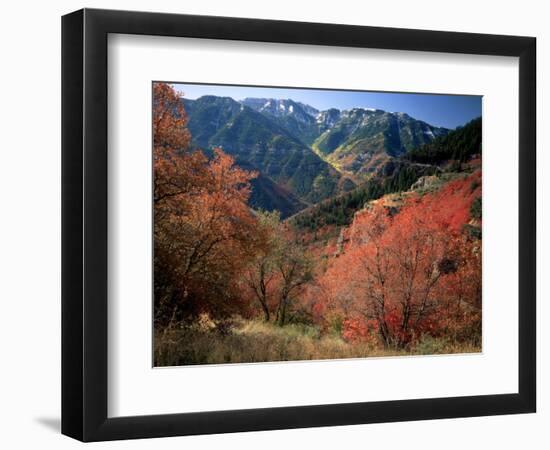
[180,93,450,213]
[240,97,319,119]
[316,108,341,130]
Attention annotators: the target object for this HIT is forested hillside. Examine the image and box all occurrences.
[292,118,481,231]
[405,117,481,164]
[182,96,351,215]
[312,109,448,179]
[181,95,454,217]
[292,161,441,229]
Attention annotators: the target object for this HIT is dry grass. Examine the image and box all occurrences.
[154,319,480,367]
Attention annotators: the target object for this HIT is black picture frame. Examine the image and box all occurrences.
[62,8,536,442]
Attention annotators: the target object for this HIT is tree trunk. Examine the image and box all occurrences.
[277,294,288,326]
[378,320,391,347]
[260,274,270,322]
[279,300,287,326]
[261,303,270,322]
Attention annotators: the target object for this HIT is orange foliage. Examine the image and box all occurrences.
[152,81,482,352]
[317,172,482,348]
[153,83,261,326]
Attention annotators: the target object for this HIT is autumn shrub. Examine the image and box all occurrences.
[153,83,266,328]
[341,317,379,345]
[317,171,482,349]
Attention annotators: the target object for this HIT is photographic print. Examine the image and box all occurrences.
[153,82,482,367]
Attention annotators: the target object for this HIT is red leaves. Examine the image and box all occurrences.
[153,84,261,326]
[342,318,378,344]
[318,171,482,347]
[153,83,191,151]
[152,80,482,351]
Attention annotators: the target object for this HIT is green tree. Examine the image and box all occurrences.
[274,238,313,326]
[242,210,281,321]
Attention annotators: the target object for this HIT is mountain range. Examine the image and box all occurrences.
[181,95,450,217]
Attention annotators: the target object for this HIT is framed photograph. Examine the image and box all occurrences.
[62,8,536,442]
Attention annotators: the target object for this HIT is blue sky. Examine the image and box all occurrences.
[172,83,481,129]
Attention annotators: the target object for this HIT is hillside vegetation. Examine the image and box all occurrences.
[405,117,481,164]
[183,96,350,214]
[181,95,456,217]
[293,118,481,231]
[313,109,448,178]
[154,83,482,366]
[292,160,441,229]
